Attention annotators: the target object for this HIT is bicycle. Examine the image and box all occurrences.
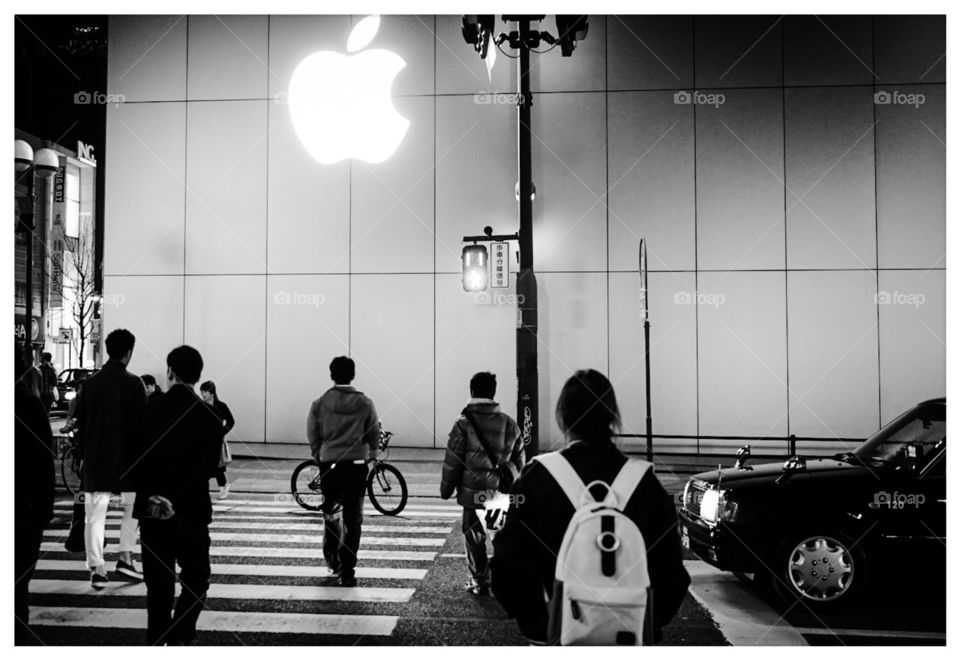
[291,426,408,516]
[56,428,83,495]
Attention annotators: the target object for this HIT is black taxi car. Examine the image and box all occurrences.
[679,398,945,609]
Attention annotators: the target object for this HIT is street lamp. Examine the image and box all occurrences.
[15,139,60,352]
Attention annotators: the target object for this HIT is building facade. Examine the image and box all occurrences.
[101,15,945,453]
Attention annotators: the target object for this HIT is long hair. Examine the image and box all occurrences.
[199,380,218,402]
[555,369,622,445]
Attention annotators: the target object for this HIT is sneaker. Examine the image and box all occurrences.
[114,559,144,581]
[339,574,357,588]
[464,579,490,597]
[90,571,109,590]
[218,484,230,500]
[327,563,342,576]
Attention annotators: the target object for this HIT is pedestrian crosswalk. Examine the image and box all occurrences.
[28,494,463,643]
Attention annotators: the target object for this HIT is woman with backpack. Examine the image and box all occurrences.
[490,369,690,645]
[200,381,234,500]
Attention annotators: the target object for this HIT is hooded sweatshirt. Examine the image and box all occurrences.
[306,385,379,463]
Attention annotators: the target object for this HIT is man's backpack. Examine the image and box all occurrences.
[535,451,653,646]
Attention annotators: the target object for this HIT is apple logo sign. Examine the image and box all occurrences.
[288,15,410,165]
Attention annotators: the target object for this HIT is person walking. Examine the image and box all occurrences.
[490,369,690,644]
[18,345,41,398]
[140,374,163,404]
[61,378,88,553]
[133,345,224,646]
[200,381,234,500]
[306,356,379,588]
[38,351,58,414]
[14,345,55,641]
[440,372,524,596]
[74,329,147,588]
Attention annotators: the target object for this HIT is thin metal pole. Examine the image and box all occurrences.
[24,171,35,350]
[640,239,652,462]
[516,17,539,457]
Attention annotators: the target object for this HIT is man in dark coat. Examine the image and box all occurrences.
[440,372,524,596]
[132,345,223,646]
[74,328,147,588]
[14,345,55,641]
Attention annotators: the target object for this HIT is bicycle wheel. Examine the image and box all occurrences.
[61,446,82,496]
[291,460,325,511]
[366,463,408,516]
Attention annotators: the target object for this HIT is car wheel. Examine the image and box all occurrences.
[768,529,867,610]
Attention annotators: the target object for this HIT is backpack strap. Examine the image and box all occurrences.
[533,452,586,509]
[605,459,652,510]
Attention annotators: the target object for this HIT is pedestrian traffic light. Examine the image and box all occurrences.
[462,244,489,292]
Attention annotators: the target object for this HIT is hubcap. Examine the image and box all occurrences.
[786,535,854,601]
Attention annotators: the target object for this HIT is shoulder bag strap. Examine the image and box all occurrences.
[463,411,501,469]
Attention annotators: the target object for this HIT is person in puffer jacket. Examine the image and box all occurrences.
[440,371,524,596]
[306,356,379,587]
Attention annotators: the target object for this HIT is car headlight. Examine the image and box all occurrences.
[699,489,739,523]
[699,488,720,522]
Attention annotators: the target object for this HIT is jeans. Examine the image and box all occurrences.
[462,507,490,588]
[84,492,138,571]
[319,461,368,578]
[140,516,211,645]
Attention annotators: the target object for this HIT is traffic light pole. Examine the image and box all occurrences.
[516,18,540,457]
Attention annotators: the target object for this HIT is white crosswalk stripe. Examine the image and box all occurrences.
[31,496,461,640]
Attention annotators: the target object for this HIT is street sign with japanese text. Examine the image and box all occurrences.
[491,242,508,288]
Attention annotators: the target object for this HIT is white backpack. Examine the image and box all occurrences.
[535,452,653,646]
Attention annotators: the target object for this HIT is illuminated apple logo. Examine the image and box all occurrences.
[288,15,409,165]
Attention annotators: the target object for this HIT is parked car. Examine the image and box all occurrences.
[679,398,945,610]
[55,368,98,411]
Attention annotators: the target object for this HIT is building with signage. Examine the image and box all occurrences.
[14,129,100,371]
[101,15,944,455]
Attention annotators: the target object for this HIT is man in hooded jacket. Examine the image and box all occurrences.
[306,356,379,587]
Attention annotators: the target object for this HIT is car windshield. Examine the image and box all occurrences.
[854,403,946,468]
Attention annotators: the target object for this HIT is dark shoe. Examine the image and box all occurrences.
[64,538,85,553]
[327,563,342,577]
[114,559,143,581]
[339,574,357,588]
[90,572,109,590]
[464,579,490,596]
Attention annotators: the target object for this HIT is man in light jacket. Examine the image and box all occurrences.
[306,356,379,587]
[440,372,524,596]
